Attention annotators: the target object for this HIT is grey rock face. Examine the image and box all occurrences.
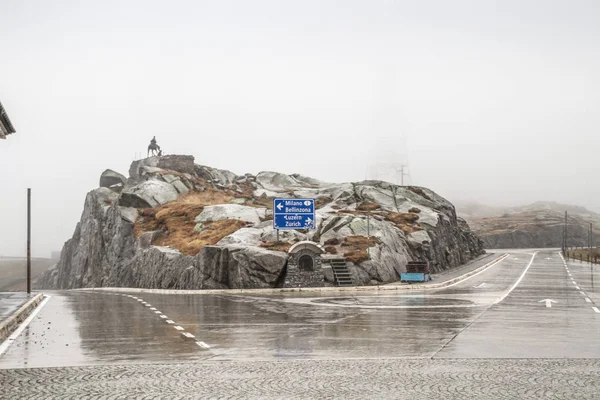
[181,246,287,289]
[99,169,127,190]
[36,154,484,290]
[35,188,136,289]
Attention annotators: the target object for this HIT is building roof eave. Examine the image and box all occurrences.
[0,101,16,135]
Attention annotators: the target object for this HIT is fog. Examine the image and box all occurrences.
[1,0,599,257]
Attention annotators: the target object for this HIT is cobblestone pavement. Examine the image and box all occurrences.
[3,358,600,399]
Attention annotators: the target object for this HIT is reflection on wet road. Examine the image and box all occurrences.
[2,249,600,368]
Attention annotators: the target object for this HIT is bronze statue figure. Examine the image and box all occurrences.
[147,136,162,157]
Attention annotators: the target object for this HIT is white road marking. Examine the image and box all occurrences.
[473,283,487,288]
[196,341,210,349]
[444,255,509,289]
[174,326,184,331]
[586,298,592,303]
[181,332,195,339]
[0,295,51,357]
[573,282,578,285]
[166,320,175,324]
[150,307,157,311]
[576,286,581,290]
[159,315,168,319]
[145,304,151,307]
[539,299,557,308]
[496,252,538,304]
[137,299,144,302]
[579,291,585,296]
[593,307,600,313]
[154,311,162,314]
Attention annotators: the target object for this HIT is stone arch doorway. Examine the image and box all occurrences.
[284,241,327,288]
[298,254,315,271]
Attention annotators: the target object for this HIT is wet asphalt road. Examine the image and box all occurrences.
[3,249,600,398]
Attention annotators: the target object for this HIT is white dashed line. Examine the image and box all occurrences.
[126,295,208,351]
[593,307,600,313]
[580,291,585,296]
[586,298,592,303]
[573,282,578,285]
[576,286,581,290]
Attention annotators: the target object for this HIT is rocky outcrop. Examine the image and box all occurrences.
[36,155,484,290]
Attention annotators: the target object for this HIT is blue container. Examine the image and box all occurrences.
[400,272,431,282]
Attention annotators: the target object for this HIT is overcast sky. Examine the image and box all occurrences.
[1,0,599,257]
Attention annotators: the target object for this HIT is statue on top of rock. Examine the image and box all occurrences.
[147,136,162,157]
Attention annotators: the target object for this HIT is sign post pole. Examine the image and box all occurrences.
[27,188,31,294]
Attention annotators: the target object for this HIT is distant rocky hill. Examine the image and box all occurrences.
[458,201,600,249]
[36,155,484,290]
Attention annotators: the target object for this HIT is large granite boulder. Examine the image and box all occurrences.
[195,204,267,225]
[119,180,179,208]
[99,169,127,191]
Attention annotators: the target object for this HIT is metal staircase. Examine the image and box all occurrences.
[330,259,354,287]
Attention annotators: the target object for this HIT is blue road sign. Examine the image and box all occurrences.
[273,198,315,230]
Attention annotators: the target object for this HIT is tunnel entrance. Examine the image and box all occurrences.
[298,254,315,271]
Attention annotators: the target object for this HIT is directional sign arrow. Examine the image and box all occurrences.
[276,203,283,211]
[539,299,557,308]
